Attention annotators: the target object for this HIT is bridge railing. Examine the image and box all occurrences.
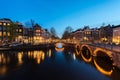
[89,43,120,53]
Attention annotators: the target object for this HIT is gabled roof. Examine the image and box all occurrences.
[0,18,12,23]
[112,25,120,29]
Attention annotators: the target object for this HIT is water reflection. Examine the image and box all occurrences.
[17,52,23,65]
[0,53,10,64]
[73,53,76,60]
[0,50,46,66]
[55,42,64,52]
[55,47,64,52]
[75,45,120,80]
[0,66,7,76]
[47,49,51,57]
[0,46,119,80]
[80,46,92,63]
[27,51,45,64]
[93,58,113,76]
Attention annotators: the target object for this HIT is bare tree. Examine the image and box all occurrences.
[62,26,73,39]
[50,27,59,39]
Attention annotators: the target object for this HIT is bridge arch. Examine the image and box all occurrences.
[75,44,80,55]
[55,43,65,52]
[93,48,113,76]
[93,48,112,58]
[80,44,92,62]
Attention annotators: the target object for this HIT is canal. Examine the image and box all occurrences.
[0,43,120,80]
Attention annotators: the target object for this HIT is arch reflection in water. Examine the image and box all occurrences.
[80,46,92,63]
[93,48,113,76]
[55,43,64,48]
[75,44,80,55]
[55,47,64,52]
[94,59,113,76]
[55,42,64,52]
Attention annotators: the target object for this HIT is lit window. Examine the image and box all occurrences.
[3,32,6,36]
[7,23,10,26]
[8,32,10,36]
[0,32,2,36]
[19,29,22,32]
[36,30,40,32]
[0,22,2,25]
[3,23,6,26]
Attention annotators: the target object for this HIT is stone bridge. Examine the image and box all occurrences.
[74,43,120,75]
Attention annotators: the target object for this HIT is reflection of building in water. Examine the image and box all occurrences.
[47,49,51,57]
[17,52,23,65]
[28,51,45,64]
[73,53,76,60]
[0,53,10,64]
[0,66,7,76]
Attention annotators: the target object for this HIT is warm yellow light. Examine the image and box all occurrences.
[80,44,92,62]
[0,54,2,63]
[7,23,10,26]
[73,53,76,60]
[0,66,7,75]
[93,48,112,58]
[94,59,113,76]
[3,23,6,26]
[19,29,22,32]
[17,52,23,65]
[55,47,64,52]
[76,49,80,55]
[0,22,2,25]
[7,32,10,36]
[81,51,92,62]
[75,44,80,55]
[36,30,40,32]
[35,51,45,64]
[0,32,2,36]
[3,32,6,36]
[48,49,51,57]
[112,36,120,45]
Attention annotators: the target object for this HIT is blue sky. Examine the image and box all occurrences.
[0,0,120,37]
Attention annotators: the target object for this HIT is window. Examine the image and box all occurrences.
[3,23,6,26]
[19,29,22,32]
[36,30,40,32]
[0,22,2,25]
[8,32,10,36]
[7,23,10,26]
[0,32,2,36]
[4,32,6,36]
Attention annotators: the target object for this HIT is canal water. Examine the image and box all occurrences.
[0,44,120,80]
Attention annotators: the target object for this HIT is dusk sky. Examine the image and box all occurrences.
[0,0,120,37]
